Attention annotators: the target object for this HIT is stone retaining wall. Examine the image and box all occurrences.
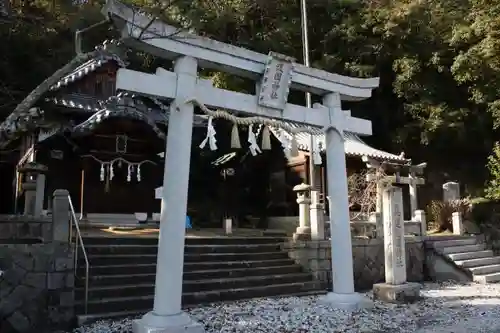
[0,242,74,333]
[0,190,74,333]
[0,217,52,242]
[283,237,425,290]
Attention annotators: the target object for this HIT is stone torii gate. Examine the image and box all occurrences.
[103,1,379,332]
[364,156,426,219]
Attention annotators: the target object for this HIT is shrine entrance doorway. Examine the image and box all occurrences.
[77,118,163,217]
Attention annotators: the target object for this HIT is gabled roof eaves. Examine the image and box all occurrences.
[0,46,127,148]
[269,124,410,163]
[49,53,127,91]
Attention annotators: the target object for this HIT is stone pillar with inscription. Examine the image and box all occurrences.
[373,186,421,303]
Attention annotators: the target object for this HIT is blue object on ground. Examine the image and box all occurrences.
[186,215,192,229]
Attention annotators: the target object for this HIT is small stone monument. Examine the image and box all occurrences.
[442,181,460,202]
[293,183,312,241]
[373,186,421,303]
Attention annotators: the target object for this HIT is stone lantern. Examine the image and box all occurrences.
[18,162,48,217]
[293,183,312,240]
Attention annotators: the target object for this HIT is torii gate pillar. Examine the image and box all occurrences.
[133,56,204,333]
[320,93,372,308]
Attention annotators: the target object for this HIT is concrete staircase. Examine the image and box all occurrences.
[432,236,500,283]
[75,236,323,324]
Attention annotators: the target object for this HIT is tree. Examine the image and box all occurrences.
[486,142,500,200]
[2,0,500,199]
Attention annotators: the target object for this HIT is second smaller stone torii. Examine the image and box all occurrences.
[363,156,426,219]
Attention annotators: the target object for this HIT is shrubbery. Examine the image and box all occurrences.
[426,199,471,232]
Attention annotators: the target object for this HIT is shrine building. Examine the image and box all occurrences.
[0,42,411,225]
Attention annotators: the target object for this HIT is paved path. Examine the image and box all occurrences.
[413,283,500,332]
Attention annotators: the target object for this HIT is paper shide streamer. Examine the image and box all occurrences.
[191,98,326,161]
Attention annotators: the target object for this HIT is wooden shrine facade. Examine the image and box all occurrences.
[0,39,419,223]
[0,41,208,217]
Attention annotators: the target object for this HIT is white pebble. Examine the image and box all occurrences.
[72,282,500,333]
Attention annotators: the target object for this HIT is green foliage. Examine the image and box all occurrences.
[486,142,500,199]
[3,0,500,196]
[469,197,498,225]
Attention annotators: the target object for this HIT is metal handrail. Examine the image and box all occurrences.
[67,195,89,314]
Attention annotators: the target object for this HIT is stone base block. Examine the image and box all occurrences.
[319,292,373,310]
[293,226,311,241]
[373,282,421,304]
[133,311,205,333]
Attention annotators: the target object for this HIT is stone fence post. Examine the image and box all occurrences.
[369,212,383,238]
[310,191,325,240]
[452,212,464,236]
[413,210,426,236]
[52,189,71,243]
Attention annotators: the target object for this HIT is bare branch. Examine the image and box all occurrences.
[348,166,387,220]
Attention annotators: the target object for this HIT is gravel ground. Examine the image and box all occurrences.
[73,282,500,333]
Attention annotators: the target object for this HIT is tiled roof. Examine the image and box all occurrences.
[269,126,409,163]
[52,93,208,136]
[48,93,104,112]
[49,53,127,91]
[0,42,126,147]
[72,106,166,139]
[48,93,207,126]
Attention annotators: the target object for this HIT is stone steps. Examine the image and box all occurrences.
[440,244,486,255]
[75,289,322,326]
[83,251,290,266]
[75,281,322,315]
[432,237,500,284]
[75,236,324,324]
[82,236,286,246]
[76,273,313,299]
[80,265,303,286]
[469,264,500,276]
[77,258,298,275]
[447,250,493,261]
[455,257,500,269]
[84,243,284,255]
[473,272,500,283]
[432,238,477,248]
